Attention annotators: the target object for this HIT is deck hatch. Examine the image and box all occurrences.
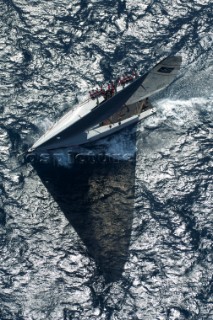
[158,67,174,73]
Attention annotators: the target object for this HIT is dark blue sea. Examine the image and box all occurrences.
[0,0,213,319]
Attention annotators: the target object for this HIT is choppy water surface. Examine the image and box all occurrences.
[0,0,213,319]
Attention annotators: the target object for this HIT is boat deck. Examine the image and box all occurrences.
[101,98,152,126]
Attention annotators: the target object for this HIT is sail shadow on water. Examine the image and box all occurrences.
[30,140,136,283]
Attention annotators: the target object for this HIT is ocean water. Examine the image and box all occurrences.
[0,0,213,319]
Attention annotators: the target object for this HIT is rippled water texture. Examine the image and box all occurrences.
[0,0,213,319]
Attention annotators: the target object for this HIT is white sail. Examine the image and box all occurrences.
[126,56,182,105]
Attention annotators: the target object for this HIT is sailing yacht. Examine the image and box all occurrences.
[29,56,182,152]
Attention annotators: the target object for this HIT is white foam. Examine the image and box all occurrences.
[139,96,213,131]
[35,118,54,134]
